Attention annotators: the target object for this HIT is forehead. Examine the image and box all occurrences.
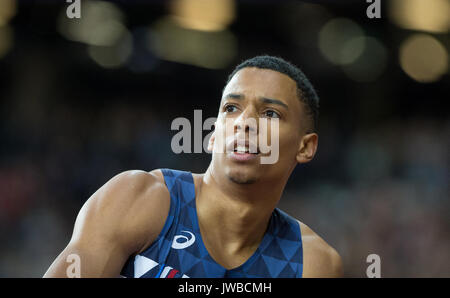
[223,67,299,104]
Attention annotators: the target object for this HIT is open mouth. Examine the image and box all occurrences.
[225,138,261,161]
[233,145,260,154]
[229,143,260,162]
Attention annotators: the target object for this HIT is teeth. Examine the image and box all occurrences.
[235,146,248,153]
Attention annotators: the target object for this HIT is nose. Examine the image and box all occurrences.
[234,106,258,133]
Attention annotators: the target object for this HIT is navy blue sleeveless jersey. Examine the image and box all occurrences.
[120,169,303,278]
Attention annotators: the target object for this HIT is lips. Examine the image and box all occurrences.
[230,151,259,161]
[233,145,260,154]
[226,138,260,162]
[226,139,260,154]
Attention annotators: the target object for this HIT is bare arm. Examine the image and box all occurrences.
[300,222,344,278]
[43,169,170,278]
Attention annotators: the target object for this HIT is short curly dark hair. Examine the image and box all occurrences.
[226,55,319,132]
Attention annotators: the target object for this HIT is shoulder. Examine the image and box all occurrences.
[103,169,166,193]
[93,169,168,205]
[84,169,170,224]
[297,221,343,278]
[73,169,171,255]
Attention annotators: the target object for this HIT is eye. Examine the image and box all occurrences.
[224,104,238,113]
[263,110,281,119]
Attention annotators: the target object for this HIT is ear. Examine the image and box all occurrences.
[296,133,318,164]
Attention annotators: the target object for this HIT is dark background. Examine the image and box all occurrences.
[0,0,449,277]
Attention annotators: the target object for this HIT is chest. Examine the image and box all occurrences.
[131,221,302,278]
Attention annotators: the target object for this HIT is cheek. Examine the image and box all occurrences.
[273,126,300,157]
[260,122,292,145]
[218,116,240,136]
[212,118,233,150]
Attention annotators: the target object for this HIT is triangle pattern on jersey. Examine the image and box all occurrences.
[288,246,302,272]
[180,195,191,210]
[258,232,275,253]
[276,223,300,242]
[178,249,203,274]
[278,261,296,277]
[185,260,206,276]
[289,246,302,264]
[277,237,300,261]
[185,234,204,259]
[162,171,176,188]
[178,171,193,183]
[186,197,197,210]
[181,181,195,201]
[202,259,226,277]
[262,255,288,277]
[245,255,271,277]
[261,237,287,260]
[134,255,159,278]
[166,249,182,272]
[180,212,194,230]
[186,206,198,232]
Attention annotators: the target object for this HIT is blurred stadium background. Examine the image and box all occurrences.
[0,0,448,277]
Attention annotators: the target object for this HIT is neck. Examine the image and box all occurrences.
[195,165,288,259]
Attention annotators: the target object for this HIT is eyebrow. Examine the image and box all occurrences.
[260,97,289,109]
[223,93,289,109]
[224,93,243,100]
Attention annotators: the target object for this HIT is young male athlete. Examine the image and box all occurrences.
[44,56,343,278]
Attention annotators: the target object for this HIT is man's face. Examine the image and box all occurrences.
[209,67,312,184]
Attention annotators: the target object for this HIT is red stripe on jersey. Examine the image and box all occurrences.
[167,269,179,278]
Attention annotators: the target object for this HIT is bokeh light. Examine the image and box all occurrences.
[58,0,127,46]
[399,34,448,83]
[318,18,365,65]
[389,0,450,33]
[342,37,388,83]
[57,0,134,68]
[147,17,236,69]
[170,0,235,32]
[0,0,16,27]
[88,32,133,69]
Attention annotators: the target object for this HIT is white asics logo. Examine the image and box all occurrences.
[172,230,196,250]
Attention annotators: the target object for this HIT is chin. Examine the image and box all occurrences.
[226,168,259,185]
